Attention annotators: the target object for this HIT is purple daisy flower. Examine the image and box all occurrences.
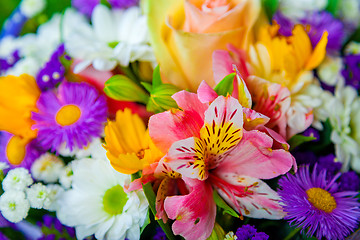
[32,81,107,152]
[278,165,360,240]
[0,131,42,170]
[339,171,360,192]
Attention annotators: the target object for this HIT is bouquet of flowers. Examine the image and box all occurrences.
[0,0,360,239]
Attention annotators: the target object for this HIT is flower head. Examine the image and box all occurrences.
[278,165,360,239]
[57,158,149,240]
[26,183,51,209]
[0,190,30,223]
[32,81,107,152]
[2,167,33,192]
[31,153,64,183]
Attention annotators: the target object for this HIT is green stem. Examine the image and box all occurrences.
[284,227,301,240]
[142,182,176,240]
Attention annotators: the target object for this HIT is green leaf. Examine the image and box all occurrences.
[141,82,153,92]
[104,75,149,104]
[213,190,239,218]
[100,0,112,8]
[214,73,235,97]
[288,134,317,151]
[206,223,226,240]
[152,65,162,88]
[325,0,339,15]
[142,182,176,240]
[262,0,279,21]
[147,84,180,113]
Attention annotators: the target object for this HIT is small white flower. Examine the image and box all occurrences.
[345,41,360,55]
[57,137,107,160]
[31,153,65,183]
[338,0,360,27]
[57,158,149,240]
[59,165,73,189]
[0,191,30,223]
[0,162,9,171]
[26,183,50,209]
[224,231,237,240]
[318,55,344,86]
[278,0,327,20]
[43,184,65,211]
[2,168,33,192]
[20,0,46,17]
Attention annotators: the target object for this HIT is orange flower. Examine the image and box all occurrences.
[0,74,40,138]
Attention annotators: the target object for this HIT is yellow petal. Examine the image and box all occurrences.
[0,74,40,138]
[305,31,328,70]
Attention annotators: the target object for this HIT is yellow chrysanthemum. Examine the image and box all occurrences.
[0,74,40,139]
[104,109,163,174]
[249,23,328,91]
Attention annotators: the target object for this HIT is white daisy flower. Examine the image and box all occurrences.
[0,190,30,223]
[43,184,65,211]
[65,5,156,73]
[59,165,73,189]
[2,168,33,192]
[26,183,50,209]
[57,158,149,240]
[31,153,64,183]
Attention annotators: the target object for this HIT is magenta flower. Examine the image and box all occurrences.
[149,81,296,240]
[32,82,107,152]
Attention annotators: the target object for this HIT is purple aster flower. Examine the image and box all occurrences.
[36,44,69,91]
[37,215,76,240]
[108,0,139,9]
[0,7,27,40]
[342,54,360,89]
[0,131,42,170]
[32,81,107,152]
[278,165,360,240]
[0,50,21,75]
[339,171,360,192]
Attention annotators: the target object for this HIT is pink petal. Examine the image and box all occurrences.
[243,108,270,130]
[211,174,285,219]
[149,109,204,153]
[166,137,208,180]
[155,177,178,222]
[172,90,208,117]
[197,81,218,104]
[212,50,234,84]
[164,178,216,240]
[204,95,243,129]
[216,130,294,179]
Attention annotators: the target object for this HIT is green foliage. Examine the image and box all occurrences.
[144,66,180,113]
[213,190,240,218]
[104,75,150,104]
[288,134,317,151]
[0,0,21,29]
[207,223,226,240]
[142,182,176,240]
[214,73,235,97]
[325,0,339,15]
[262,0,279,21]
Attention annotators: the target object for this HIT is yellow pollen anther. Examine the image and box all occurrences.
[55,104,81,126]
[306,187,337,213]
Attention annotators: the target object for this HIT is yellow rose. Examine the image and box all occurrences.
[144,0,261,91]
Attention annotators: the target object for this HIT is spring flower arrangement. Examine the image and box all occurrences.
[1,0,360,239]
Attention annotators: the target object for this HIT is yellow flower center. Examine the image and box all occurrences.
[55,104,81,126]
[103,185,128,215]
[306,187,337,213]
[6,136,28,165]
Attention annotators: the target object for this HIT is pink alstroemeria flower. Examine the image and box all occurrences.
[148,82,296,240]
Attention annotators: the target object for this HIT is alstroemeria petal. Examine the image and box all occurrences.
[164,178,216,240]
[216,130,294,179]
